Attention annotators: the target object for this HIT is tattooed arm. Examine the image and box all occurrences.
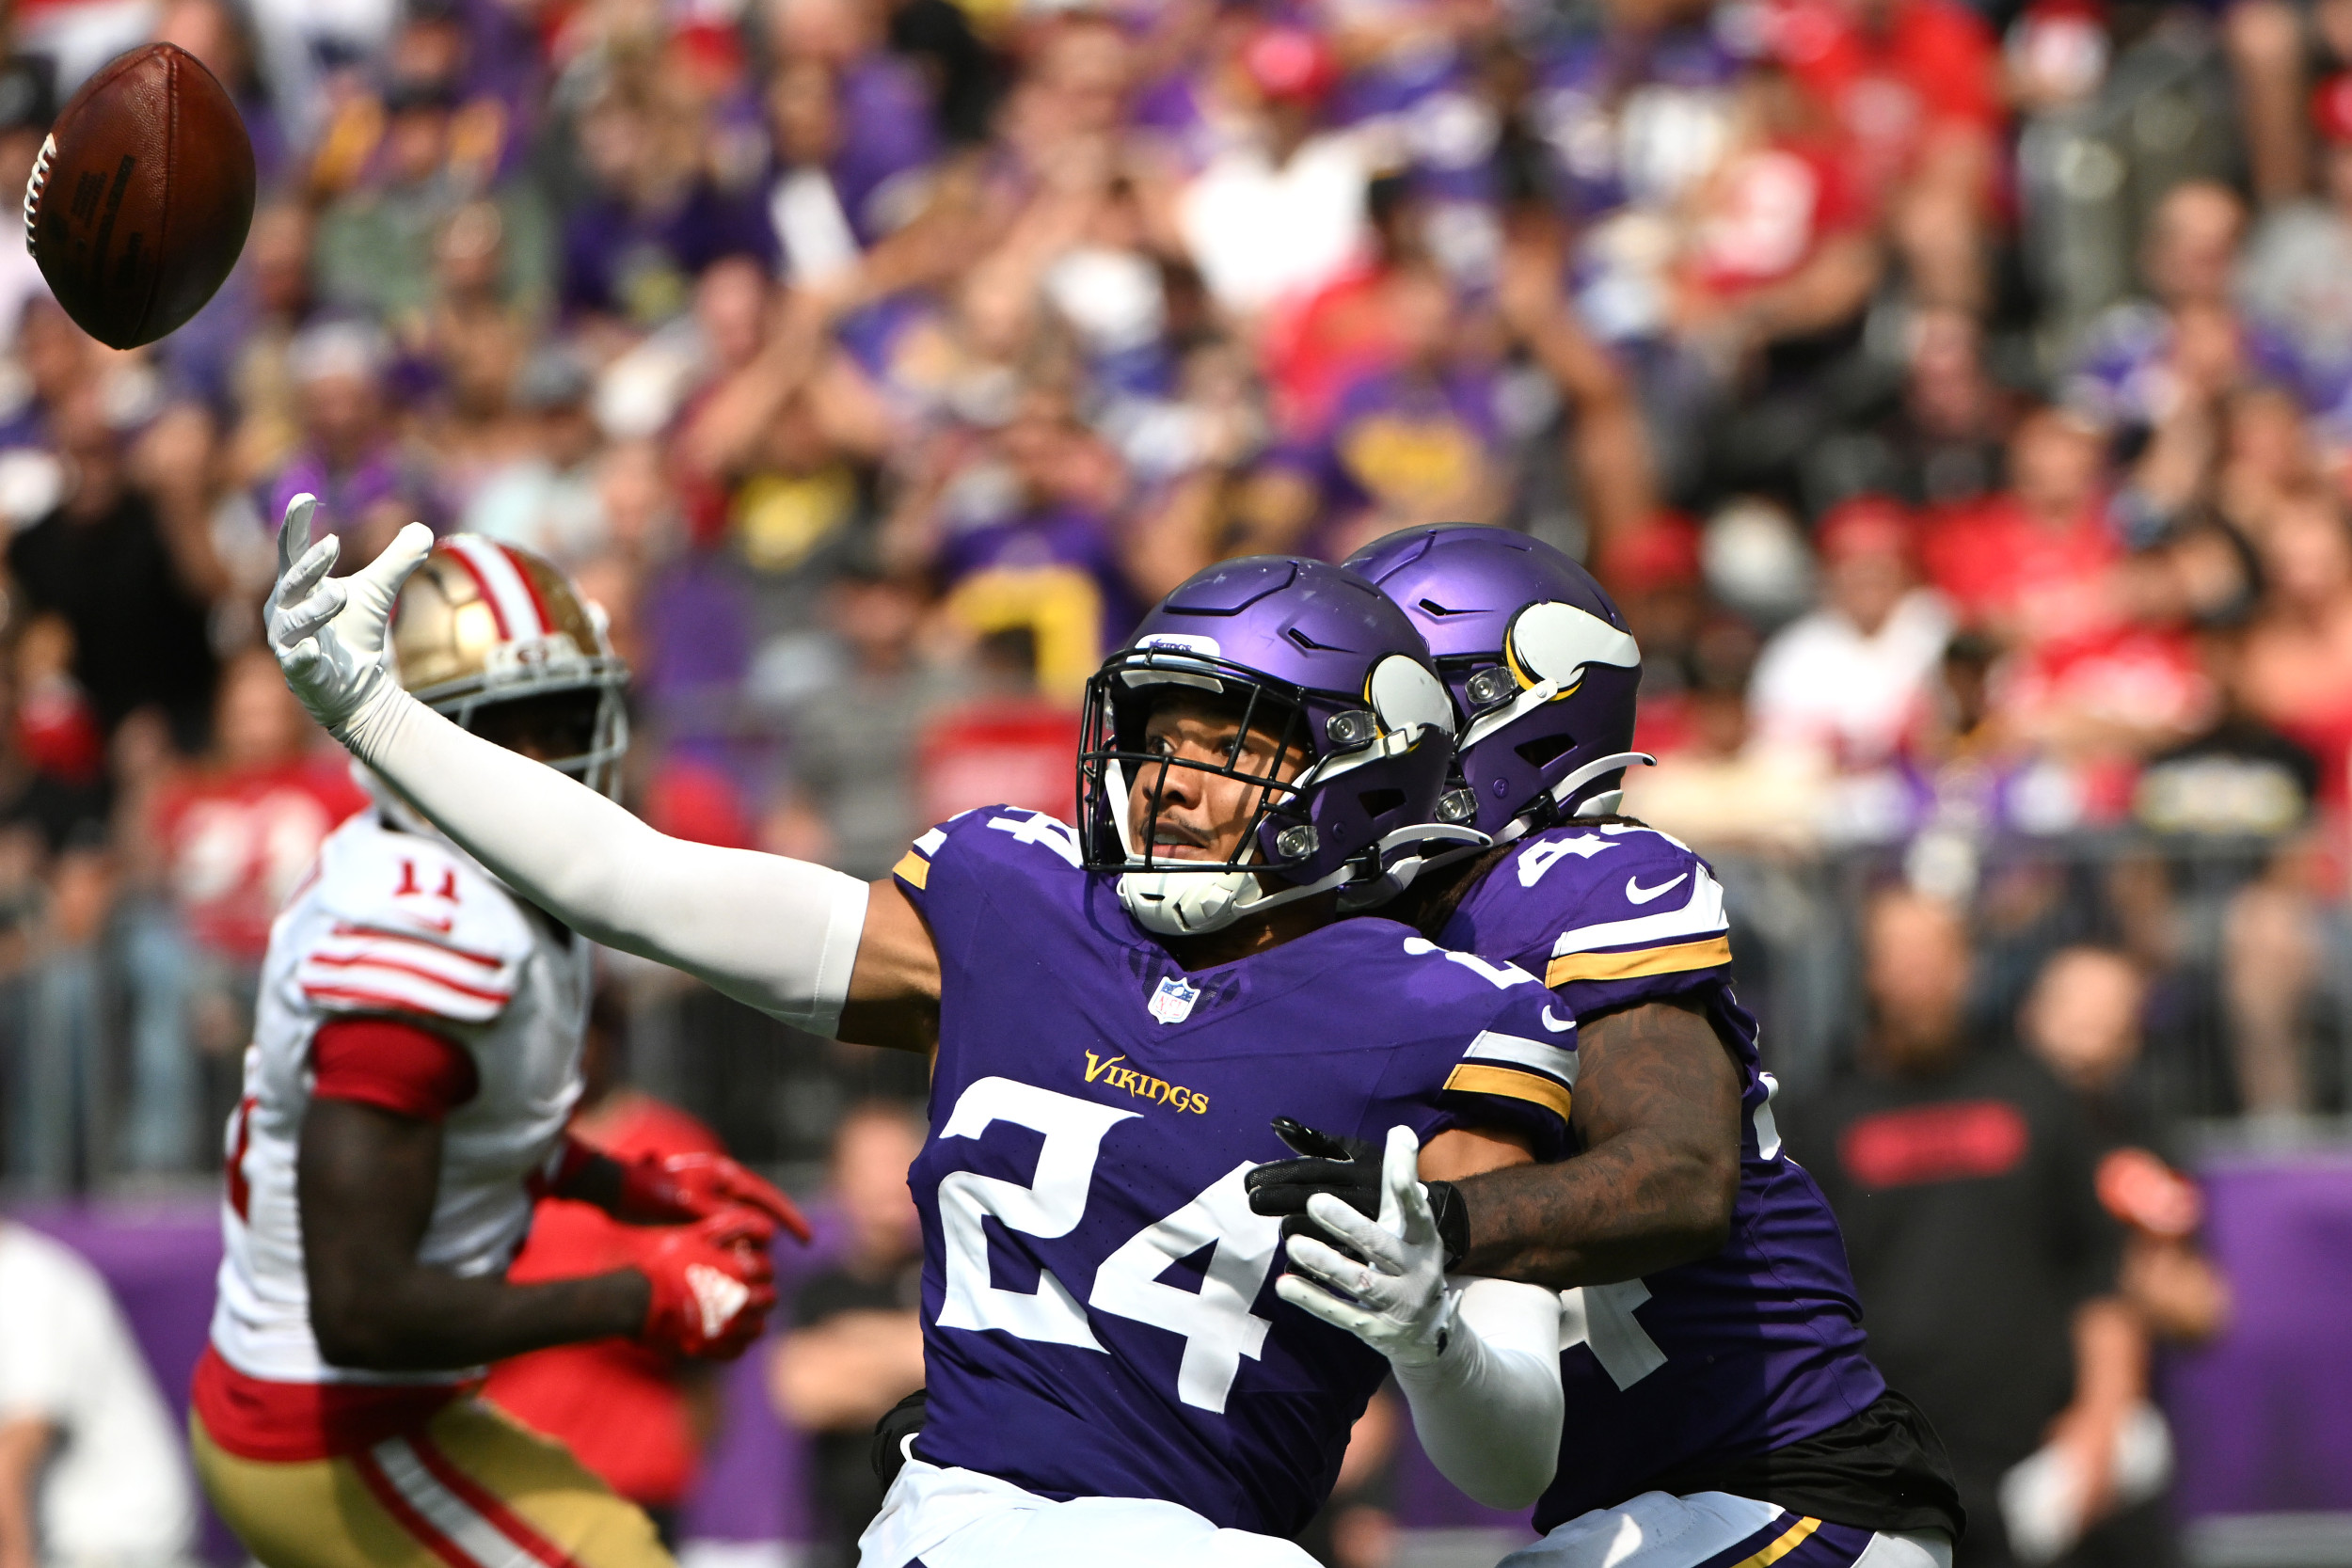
[1452,995,1743,1287]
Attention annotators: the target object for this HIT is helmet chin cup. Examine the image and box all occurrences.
[1118,859,1360,937]
[1119,867,1254,935]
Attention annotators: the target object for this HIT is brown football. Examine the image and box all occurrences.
[23,43,256,350]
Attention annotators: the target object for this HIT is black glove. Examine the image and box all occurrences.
[1245,1117,1470,1270]
[870,1386,928,1489]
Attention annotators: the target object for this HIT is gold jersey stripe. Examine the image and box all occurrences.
[1731,1515,1820,1568]
[1443,1063,1572,1123]
[893,850,931,890]
[1547,933,1732,990]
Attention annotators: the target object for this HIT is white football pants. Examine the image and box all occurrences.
[857,1458,1321,1568]
[1498,1490,1954,1568]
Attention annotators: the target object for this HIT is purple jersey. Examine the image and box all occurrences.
[1438,823,1889,1532]
[893,807,1574,1535]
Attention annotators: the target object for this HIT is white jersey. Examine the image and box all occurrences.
[211,807,590,1386]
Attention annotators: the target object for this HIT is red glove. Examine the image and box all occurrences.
[536,1135,813,1244]
[637,1212,778,1360]
[616,1150,813,1243]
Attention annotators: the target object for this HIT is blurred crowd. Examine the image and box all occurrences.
[0,0,2348,1189]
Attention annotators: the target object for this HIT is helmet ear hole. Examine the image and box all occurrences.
[1515,731,1575,769]
[1357,786,1406,819]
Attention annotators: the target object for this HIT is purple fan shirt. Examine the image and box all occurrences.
[937,500,1146,667]
[1271,365,1506,557]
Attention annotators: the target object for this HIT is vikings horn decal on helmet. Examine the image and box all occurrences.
[1075,556,1470,937]
[391,535,630,796]
[1346,525,1647,839]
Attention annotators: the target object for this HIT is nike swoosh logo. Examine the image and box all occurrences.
[1625,873,1688,905]
[1541,1006,1574,1034]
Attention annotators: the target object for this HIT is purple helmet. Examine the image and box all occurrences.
[1076,556,1463,935]
[1345,525,1647,838]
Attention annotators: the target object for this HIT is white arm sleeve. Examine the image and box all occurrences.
[1392,1278,1565,1510]
[343,687,870,1036]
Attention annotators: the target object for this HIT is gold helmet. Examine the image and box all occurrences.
[390,535,630,796]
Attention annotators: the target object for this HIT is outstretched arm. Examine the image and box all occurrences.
[263,499,939,1044]
[1454,995,1743,1286]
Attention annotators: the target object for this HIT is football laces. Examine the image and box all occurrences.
[21,134,52,257]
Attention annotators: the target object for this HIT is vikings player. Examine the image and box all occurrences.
[1253,527,1964,1568]
[264,510,1584,1566]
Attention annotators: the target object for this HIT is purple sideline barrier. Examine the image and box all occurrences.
[2164,1152,2352,1518]
[13,1151,2352,1560]
[6,1199,839,1564]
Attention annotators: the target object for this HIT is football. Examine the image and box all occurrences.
[22,43,255,350]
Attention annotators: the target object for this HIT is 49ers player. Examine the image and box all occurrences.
[193,512,804,1568]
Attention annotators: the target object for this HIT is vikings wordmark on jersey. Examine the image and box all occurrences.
[1441,821,1890,1532]
[888,807,1576,1538]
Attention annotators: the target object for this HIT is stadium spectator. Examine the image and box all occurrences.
[2009,945,2220,1565]
[0,1220,197,1568]
[461,344,611,566]
[2066,182,2285,458]
[1826,306,2018,513]
[2241,75,2352,408]
[2019,946,2230,1350]
[1748,496,1951,774]
[0,61,52,361]
[773,565,963,879]
[1783,890,2138,1568]
[138,649,364,1155]
[1766,0,2004,312]
[310,25,551,332]
[768,1101,926,1568]
[2235,493,2352,812]
[267,318,430,558]
[7,388,221,749]
[1176,24,1367,321]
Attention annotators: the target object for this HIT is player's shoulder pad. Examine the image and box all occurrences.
[1377,932,1577,1153]
[295,816,532,1026]
[1502,822,1731,990]
[893,805,1085,904]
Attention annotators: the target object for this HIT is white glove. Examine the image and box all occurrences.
[1276,1124,1456,1368]
[264,493,433,738]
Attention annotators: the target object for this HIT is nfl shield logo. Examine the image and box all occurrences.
[1148,974,1200,1024]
